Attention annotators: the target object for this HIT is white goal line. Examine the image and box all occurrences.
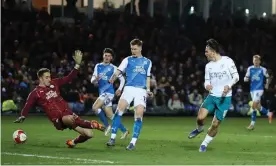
[2,152,115,164]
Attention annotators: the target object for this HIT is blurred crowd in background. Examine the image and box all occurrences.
[1,1,276,115]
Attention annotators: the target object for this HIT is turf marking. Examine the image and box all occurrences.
[2,152,115,164]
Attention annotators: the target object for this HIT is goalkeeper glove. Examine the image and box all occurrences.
[73,50,83,65]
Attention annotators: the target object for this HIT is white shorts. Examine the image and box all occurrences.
[120,86,147,108]
[98,93,114,107]
[250,90,264,102]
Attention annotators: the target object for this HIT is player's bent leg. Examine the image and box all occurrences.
[66,127,93,148]
[62,113,105,131]
[107,99,129,147]
[62,115,76,128]
[258,104,273,123]
[199,116,221,152]
[248,100,259,130]
[207,116,221,137]
[126,105,144,150]
[93,98,109,128]
[104,106,129,138]
[189,95,215,139]
[103,106,113,136]
[188,108,209,139]
[104,106,114,119]
[197,108,209,129]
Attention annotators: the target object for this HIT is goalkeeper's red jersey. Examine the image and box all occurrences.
[20,69,78,121]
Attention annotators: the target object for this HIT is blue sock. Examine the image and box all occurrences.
[132,118,143,139]
[260,106,268,116]
[119,123,127,133]
[251,110,257,124]
[111,112,122,139]
[97,109,109,128]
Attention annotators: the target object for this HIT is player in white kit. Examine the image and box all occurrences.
[188,39,239,152]
[106,39,153,150]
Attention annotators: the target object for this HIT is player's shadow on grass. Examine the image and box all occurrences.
[114,139,205,151]
[26,142,108,152]
[179,144,214,151]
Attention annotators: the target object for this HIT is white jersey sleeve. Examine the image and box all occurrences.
[244,66,251,82]
[147,60,152,77]
[118,57,128,73]
[91,64,99,83]
[245,67,250,78]
[113,65,125,90]
[204,64,211,89]
[226,58,239,88]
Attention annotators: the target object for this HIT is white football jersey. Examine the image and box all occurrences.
[204,56,239,97]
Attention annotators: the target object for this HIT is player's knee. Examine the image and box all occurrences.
[117,99,129,111]
[92,104,99,112]
[197,108,207,121]
[84,130,93,138]
[116,106,125,113]
[136,105,145,113]
[62,115,75,126]
[106,113,114,120]
[116,104,125,114]
[252,101,259,109]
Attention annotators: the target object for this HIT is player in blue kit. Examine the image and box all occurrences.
[106,39,153,150]
[91,48,129,139]
[244,55,273,130]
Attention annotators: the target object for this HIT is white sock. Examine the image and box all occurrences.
[250,121,255,126]
[97,109,102,114]
[201,134,214,147]
[197,125,204,131]
[130,138,137,145]
[111,133,116,139]
[72,140,76,145]
[118,111,124,116]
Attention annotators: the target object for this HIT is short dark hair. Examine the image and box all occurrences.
[37,68,50,78]
[103,48,114,56]
[130,38,143,46]
[206,38,224,54]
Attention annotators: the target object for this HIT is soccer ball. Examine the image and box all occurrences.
[13,130,27,144]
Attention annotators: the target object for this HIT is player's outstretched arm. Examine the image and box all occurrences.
[91,64,99,84]
[118,75,125,89]
[14,90,38,123]
[110,58,128,83]
[109,70,121,84]
[53,50,83,86]
[115,75,125,96]
[244,67,250,82]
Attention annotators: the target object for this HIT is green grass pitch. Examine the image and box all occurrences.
[1,116,276,165]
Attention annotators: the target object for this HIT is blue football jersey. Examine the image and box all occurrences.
[246,65,268,91]
[93,63,116,95]
[118,56,152,89]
